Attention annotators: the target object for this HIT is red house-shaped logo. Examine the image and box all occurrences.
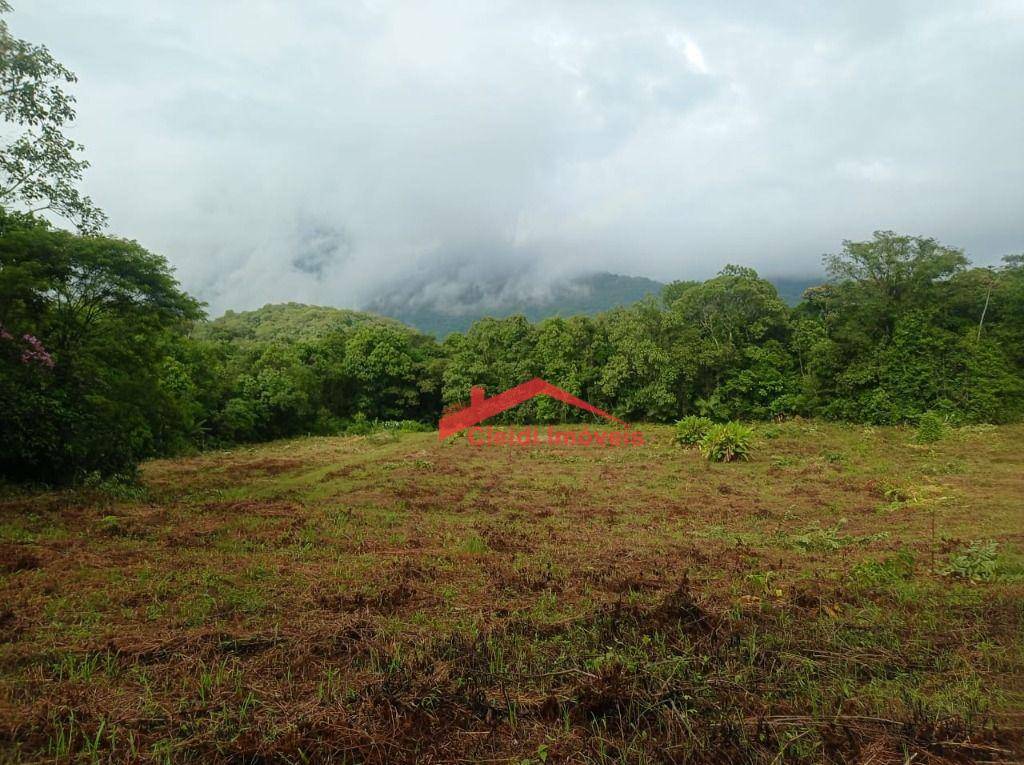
[438,377,625,439]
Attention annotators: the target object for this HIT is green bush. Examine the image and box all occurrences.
[82,471,146,502]
[942,540,998,581]
[380,420,433,433]
[699,421,754,462]
[340,417,432,436]
[850,551,916,587]
[673,415,713,446]
[915,411,948,443]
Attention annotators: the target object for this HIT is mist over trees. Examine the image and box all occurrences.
[2,206,1022,484]
[1,5,1022,484]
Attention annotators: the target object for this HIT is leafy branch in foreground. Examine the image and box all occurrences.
[0,2,105,231]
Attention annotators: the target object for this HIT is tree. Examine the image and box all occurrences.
[669,266,795,419]
[0,2,105,231]
[597,299,693,421]
[660,279,699,308]
[442,316,538,420]
[342,323,438,421]
[804,234,1022,423]
[0,212,202,480]
[532,315,605,421]
[822,231,967,340]
[671,266,789,352]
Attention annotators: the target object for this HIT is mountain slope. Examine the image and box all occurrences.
[195,303,410,344]
[366,272,822,337]
[365,272,664,337]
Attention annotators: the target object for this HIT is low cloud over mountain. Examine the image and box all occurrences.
[13,1,1024,315]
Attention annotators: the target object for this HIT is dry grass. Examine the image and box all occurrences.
[1,421,1022,763]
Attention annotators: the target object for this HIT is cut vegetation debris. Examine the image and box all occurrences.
[1,421,1022,763]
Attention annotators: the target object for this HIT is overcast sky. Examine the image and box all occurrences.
[12,1,1024,314]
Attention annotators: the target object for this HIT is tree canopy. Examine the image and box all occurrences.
[0,2,104,231]
[3,217,1023,484]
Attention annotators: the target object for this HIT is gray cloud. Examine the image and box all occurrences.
[291,222,351,280]
[11,0,1024,315]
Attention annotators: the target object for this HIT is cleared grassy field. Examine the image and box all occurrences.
[1,422,1022,763]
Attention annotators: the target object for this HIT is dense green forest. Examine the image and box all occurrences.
[1,4,1022,484]
[2,206,1022,483]
[368,272,820,338]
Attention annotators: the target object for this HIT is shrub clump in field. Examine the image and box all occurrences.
[342,416,432,436]
[699,422,754,462]
[82,471,147,502]
[914,411,948,443]
[942,540,998,581]
[673,415,713,446]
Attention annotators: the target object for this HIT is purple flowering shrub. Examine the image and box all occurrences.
[0,324,55,368]
[20,334,55,367]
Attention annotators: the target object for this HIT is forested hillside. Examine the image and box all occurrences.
[2,206,1022,484]
[5,4,1019,487]
[365,272,821,337]
[194,303,404,344]
[366,272,666,337]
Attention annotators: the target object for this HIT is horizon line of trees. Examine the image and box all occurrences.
[3,5,1023,484]
[2,207,1022,484]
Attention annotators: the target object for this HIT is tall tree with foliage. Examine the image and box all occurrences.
[0,2,104,232]
[596,299,692,421]
[0,211,202,481]
[442,315,538,419]
[803,232,1024,422]
[668,266,796,419]
[820,231,968,341]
